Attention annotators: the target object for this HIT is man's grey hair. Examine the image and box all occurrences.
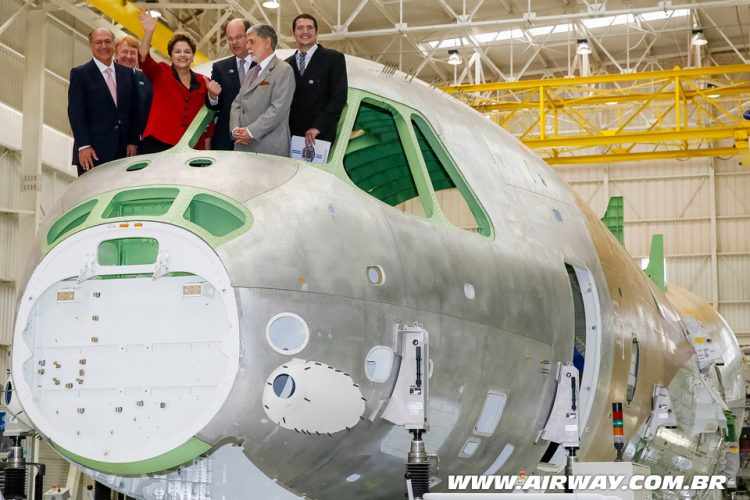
[247,24,278,50]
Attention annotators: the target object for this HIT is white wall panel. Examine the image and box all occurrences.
[718,256,750,303]
[665,256,713,300]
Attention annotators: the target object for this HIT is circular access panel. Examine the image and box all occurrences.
[266,313,310,355]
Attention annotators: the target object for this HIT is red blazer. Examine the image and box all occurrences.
[141,54,213,148]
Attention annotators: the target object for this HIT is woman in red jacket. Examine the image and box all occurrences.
[138,11,221,153]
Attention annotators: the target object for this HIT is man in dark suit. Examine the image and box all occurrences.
[115,35,152,144]
[68,28,138,176]
[206,18,254,150]
[286,14,347,146]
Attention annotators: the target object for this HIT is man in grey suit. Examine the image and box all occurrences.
[230,25,295,156]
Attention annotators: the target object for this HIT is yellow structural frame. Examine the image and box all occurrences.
[87,0,208,64]
[442,65,750,164]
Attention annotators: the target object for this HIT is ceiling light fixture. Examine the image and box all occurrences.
[447,49,462,65]
[691,29,707,46]
[262,0,280,8]
[576,39,592,55]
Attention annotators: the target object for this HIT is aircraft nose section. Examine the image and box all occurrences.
[11,221,240,471]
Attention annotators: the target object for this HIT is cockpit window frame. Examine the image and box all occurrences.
[338,96,438,217]
[323,89,494,239]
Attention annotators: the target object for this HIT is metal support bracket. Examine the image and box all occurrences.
[642,384,677,441]
[540,363,580,449]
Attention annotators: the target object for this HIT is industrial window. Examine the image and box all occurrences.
[411,115,492,237]
[102,188,179,218]
[47,199,98,245]
[183,193,246,237]
[98,238,159,266]
[343,101,420,208]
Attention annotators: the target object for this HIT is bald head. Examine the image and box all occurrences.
[225,18,250,58]
[89,28,115,65]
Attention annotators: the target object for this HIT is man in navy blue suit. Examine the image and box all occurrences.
[115,35,152,146]
[68,28,139,175]
[206,18,255,150]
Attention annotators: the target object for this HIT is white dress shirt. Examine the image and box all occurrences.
[93,57,117,85]
[255,51,275,74]
[237,55,251,76]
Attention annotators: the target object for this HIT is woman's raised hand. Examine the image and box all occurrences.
[139,10,157,33]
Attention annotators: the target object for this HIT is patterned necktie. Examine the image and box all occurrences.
[297,51,306,75]
[238,58,246,83]
[245,64,260,87]
[104,67,117,106]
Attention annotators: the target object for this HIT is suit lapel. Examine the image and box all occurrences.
[226,58,241,92]
[114,64,128,109]
[306,45,324,75]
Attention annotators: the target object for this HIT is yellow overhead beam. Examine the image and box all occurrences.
[524,124,750,149]
[547,147,743,165]
[87,0,209,64]
[474,85,750,112]
[454,64,750,163]
[441,64,750,94]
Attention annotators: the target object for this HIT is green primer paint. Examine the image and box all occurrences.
[98,238,159,266]
[645,234,666,291]
[102,188,179,218]
[343,101,420,208]
[43,185,252,256]
[183,193,246,237]
[725,410,737,442]
[601,196,625,245]
[411,115,493,238]
[52,437,211,475]
[47,199,98,245]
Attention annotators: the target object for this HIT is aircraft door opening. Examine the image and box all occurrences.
[564,264,602,434]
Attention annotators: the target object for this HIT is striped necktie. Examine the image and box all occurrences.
[297,51,307,75]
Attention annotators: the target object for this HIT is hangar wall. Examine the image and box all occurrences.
[0,0,90,135]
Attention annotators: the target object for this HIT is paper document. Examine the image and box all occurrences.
[290,135,331,163]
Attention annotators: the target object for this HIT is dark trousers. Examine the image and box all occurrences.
[140,136,173,154]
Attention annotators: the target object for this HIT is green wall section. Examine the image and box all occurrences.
[601,196,624,245]
[645,234,666,291]
[52,437,211,476]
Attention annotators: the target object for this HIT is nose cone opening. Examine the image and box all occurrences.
[12,222,240,468]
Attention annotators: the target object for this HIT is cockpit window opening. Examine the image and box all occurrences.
[410,115,493,238]
[342,99,434,216]
[102,188,179,218]
[47,199,98,245]
[183,193,246,237]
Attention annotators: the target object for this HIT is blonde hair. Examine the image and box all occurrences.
[116,35,139,50]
